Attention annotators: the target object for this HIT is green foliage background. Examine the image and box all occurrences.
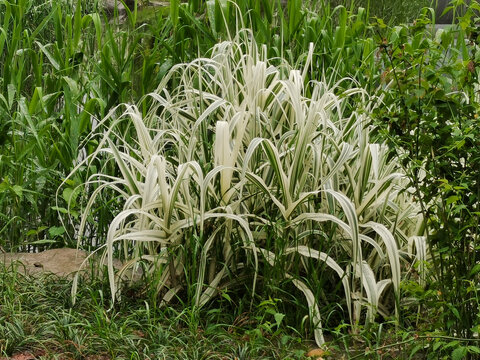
[1,0,480,358]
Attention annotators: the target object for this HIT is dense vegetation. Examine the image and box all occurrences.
[1,0,479,358]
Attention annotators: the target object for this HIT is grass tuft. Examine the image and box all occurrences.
[68,32,423,345]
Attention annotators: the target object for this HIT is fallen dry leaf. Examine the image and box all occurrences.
[10,353,36,360]
[133,330,145,338]
[306,348,326,357]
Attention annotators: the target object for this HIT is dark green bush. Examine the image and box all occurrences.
[372,2,480,341]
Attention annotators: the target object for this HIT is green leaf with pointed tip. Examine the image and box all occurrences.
[452,346,467,360]
[49,226,66,237]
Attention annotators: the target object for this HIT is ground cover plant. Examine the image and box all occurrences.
[0,262,311,359]
[1,0,480,359]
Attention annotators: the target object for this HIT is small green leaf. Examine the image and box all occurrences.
[446,196,460,205]
[26,226,48,236]
[35,41,61,70]
[49,226,66,237]
[452,346,467,360]
[63,76,79,95]
[375,17,386,29]
[274,312,285,327]
[467,346,480,354]
[12,185,23,198]
[63,188,74,203]
[470,264,480,276]
[221,292,232,303]
[447,303,461,320]
[62,187,80,208]
[51,206,69,214]
[433,341,444,352]
[409,344,423,359]
[0,178,8,193]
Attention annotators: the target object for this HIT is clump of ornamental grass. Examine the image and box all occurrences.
[65,30,425,346]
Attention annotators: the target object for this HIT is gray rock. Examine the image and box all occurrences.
[102,0,127,16]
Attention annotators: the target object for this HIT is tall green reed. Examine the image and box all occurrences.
[0,0,387,251]
[0,0,86,249]
[0,0,200,250]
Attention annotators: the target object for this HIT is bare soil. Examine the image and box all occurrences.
[1,248,90,278]
[0,248,134,279]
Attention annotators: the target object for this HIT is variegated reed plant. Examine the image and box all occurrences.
[68,31,425,345]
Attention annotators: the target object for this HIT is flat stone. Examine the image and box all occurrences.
[1,248,89,278]
[0,248,139,280]
[103,0,126,15]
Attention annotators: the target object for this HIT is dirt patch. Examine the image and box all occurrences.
[0,248,135,279]
[1,248,90,278]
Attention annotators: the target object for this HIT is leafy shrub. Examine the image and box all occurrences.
[327,0,431,24]
[372,2,480,339]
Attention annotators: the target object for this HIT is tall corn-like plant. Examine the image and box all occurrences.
[70,31,423,345]
[0,0,105,249]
